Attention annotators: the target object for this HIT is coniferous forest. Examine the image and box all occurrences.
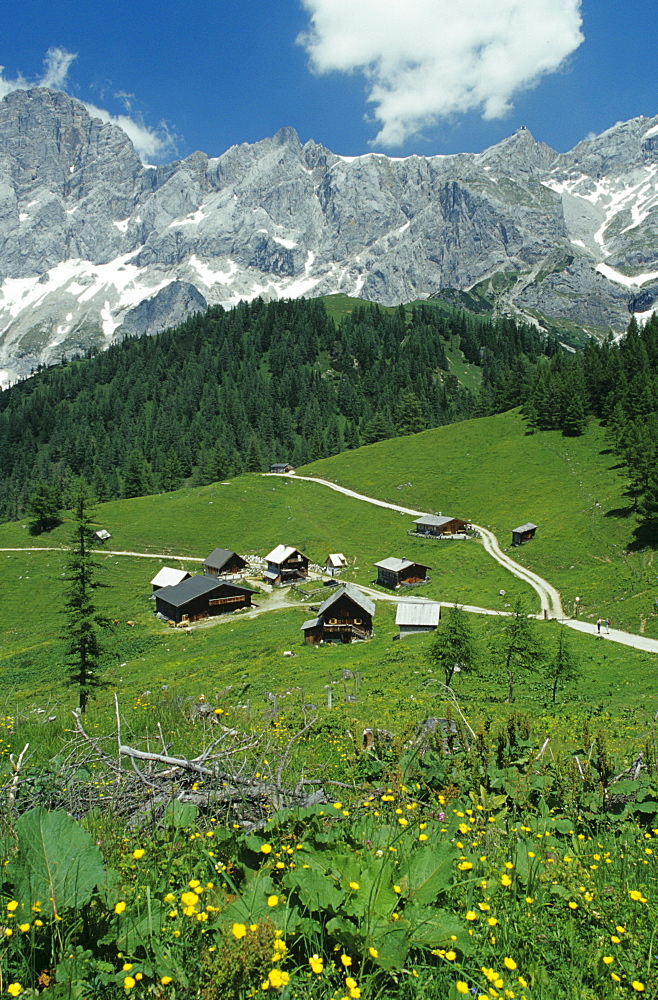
[1,295,657,532]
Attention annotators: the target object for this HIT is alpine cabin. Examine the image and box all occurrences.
[154,575,254,624]
[203,548,248,578]
[412,514,468,537]
[301,583,375,644]
[263,545,309,585]
[374,557,431,589]
[512,523,537,546]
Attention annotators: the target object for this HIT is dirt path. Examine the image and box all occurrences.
[0,547,203,561]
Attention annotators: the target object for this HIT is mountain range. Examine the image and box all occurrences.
[1,86,657,387]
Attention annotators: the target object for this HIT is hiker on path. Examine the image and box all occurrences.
[597,618,602,634]
[606,618,611,634]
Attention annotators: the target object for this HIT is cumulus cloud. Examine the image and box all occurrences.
[298,0,584,146]
[0,47,174,163]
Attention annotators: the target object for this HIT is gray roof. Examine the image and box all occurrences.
[317,582,375,619]
[375,557,431,573]
[265,544,307,564]
[151,567,190,588]
[204,547,245,571]
[156,575,253,609]
[414,515,458,527]
[301,617,321,631]
[512,523,538,533]
[395,601,441,627]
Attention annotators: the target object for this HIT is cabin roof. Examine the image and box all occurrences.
[326,552,348,567]
[395,601,441,627]
[375,557,431,573]
[150,567,190,588]
[512,523,538,533]
[156,575,253,608]
[204,547,244,570]
[265,544,307,564]
[301,617,321,631]
[317,583,375,619]
[413,514,461,527]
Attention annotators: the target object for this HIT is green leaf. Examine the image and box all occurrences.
[399,843,454,905]
[114,896,165,955]
[405,905,472,954]
[161,800,199,829]
[283,866,344,912]
[8,807,106,916]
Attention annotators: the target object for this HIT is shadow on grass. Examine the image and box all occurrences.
[626,520,658,552]
[605,506,635,519]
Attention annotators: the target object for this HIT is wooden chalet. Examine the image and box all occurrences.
[263,545,309,585]
[396,601,441,637]
[512,523,538,547]
[325,553,348,576]
[413,514,468,537]
[154,575,254,624]
[203,547,248,578]
[375,557,431,589]
[301,583,375,644]
[150,567,192,592]
[270,463,294,474]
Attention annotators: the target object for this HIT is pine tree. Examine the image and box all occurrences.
[494,599,543,702]
[544,625,579,702]
[427,605,477,687]
[63,482,109,713]
[27,481,62,534]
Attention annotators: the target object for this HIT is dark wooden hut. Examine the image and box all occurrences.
[155,575,254,624]
[270,463,294,474]
[301,583,375,644]
[374,557,431,589]
[263,545,309,585]
[203,548,248,578]
[413,514,468,537]
[512,523,537,546]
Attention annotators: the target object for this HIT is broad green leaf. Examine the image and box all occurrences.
[398,842,454,905]
[221,874,276,924]
[367,917,411,970]
[8,807,106,916]
[114,896,165,954]
[405,905,472,954]
[162,800,198,829]
[283,866,344,912]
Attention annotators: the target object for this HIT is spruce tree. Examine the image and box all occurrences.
[545,625,579,702]
[427,605,477,687]
[63,482,108,713]
[494,599,543,703]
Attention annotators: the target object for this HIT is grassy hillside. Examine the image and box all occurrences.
[300,411,657,637]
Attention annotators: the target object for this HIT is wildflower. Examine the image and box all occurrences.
[456,983,470,994]
[445,950,457,961]
[466,911,478,921]
[369,947,379,958]
[18,923,29,932]
[181,892,199,907]
[163,893,175,903]
[341,954,352,967]
[393,884,401,893]
[458,861,473,871]
[611,973,621,982]
[267,895,279,907]
[610,935,621,943]
[568,902,578,910]
[115,902,127,914]
[349,882,360,890]
[268,969,289,988]
[345,977,358,989]
[7,986,22,998]
[132,849,145,860]
[309,955,323,974]
[501,874,512,887]
[123,977,136,990]
[232,922,247,939]
[6,902,18,912]
[160,977,172,985]
[261,844,272,854]
[122,965,133,972]
[488,918,498,927]
[503,958,517,971]
[631,983,645,993]
[602,956,614,965]
[518,977,527,988]
[333,802,343,810]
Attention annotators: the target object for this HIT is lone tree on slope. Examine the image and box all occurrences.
[62,481,109,713]
[493,598,543,703]
[427,605,477,687]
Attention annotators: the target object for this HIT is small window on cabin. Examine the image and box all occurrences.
[354,618,362,625]
[329,617,338,625]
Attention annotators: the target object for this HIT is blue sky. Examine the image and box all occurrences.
[0,0,655,163]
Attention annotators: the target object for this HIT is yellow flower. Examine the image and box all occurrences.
[18,923,29,932]
[456,983,470,994]
[349,882,360,890]
[267,895,279,907]
[487,918,498,927]
[115,901,127,914]
[341,954,352,967]
[517,977,527,988]
[7,986,22,998]
[501,874,512,887]
[611,973,621,982]
[309,954,323,974]
[445,950,457,961]
[123,977,136,990]
[268,969,289,988]
[503,958,517,971]
[122,964,133,972]
[345,977,358,989]
[393,884,401,893]
[135,974,143,981]
[160,977,173,985]
[232,923,247,939]
[261,844,272,854]
[419,834,428,841]
[164,893,175,903]
[369,947,379,958]
[6,902,18,912]
[610,935,621,943]
[181,892,199,907]
[602,956,614,965]
[458,861,474,871]
[631,983,645,993]
[568,901,578,910]
[629,890,643,901]
[132,849,145,860]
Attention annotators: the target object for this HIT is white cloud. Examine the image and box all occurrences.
[0,47,173,163]
[298,0,584,146]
